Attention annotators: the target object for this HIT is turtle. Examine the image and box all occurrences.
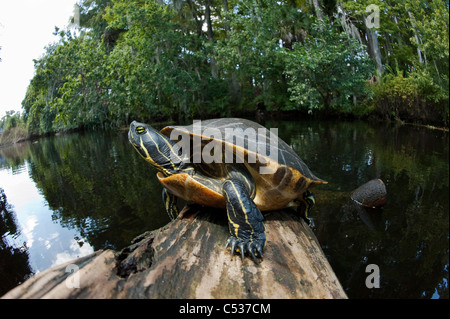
[128,118,327,260]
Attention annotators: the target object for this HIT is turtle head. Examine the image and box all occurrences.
[128,121,181,175]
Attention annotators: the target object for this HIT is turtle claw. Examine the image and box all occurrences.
[238,242,246,259]
[249,251,255,260]
[255,244,264,259]
[226,236,264,260]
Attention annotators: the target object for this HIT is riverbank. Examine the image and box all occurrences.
[0,125,84,149]
[0,126,29,148]
[2,112,448,151]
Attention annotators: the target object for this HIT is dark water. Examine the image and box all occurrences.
[0,119,448,298]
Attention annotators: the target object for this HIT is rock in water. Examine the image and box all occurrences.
[351,179,387,208]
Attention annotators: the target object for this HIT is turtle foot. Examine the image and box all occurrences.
[226,237,264,260]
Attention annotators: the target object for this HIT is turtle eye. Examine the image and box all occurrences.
[136,126,146,135]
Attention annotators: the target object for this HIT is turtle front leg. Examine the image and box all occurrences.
[222,179,266,260]
[162,188,179,220]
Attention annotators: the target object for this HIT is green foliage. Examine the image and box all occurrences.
[1,111,25,131]
[20,0,449,132]
[373,66,449,125]
[104,0,208,120]
[340,0,449,124]
[215,0,311,110]
[284,21,374,114]
[0,111,28,145]
[52,33,110,130]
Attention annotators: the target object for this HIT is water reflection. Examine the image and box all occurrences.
[0,121,448,298]
[0,130,170,295]
[0,162,95,295]
[24,131,170,252]
[270,120,448,299]
[1,187,33,294]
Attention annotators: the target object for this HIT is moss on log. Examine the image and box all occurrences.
[2,205,347,299]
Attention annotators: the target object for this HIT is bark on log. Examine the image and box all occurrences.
[2,205,347,299]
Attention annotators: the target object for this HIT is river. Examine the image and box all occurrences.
[0,119,448,298]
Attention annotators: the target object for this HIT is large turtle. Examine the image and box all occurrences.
[128,118,327,260]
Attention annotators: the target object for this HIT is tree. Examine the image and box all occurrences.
[338,0,449,124]
[20,0,449,130]
[284,21,374,114]
[215,0,311,111]
[22,29,110,134]
[107,0,220,121]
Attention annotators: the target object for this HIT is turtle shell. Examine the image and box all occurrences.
[159,118,327,211]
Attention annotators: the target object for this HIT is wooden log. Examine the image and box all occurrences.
[2,205,347,299]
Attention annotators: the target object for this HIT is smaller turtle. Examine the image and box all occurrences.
[128,118,327,260]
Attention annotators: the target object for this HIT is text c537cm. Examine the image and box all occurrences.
[223,303,270,314]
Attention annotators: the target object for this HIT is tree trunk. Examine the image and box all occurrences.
[312,0,324,22]
[222,0,241,104]
[364,17,383,77]
[408,11,426,64]
[186,0,203,36]
[2,205,347,299]
[322,91,332,114]
[337,3,362,46]
[205,0,218,79]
